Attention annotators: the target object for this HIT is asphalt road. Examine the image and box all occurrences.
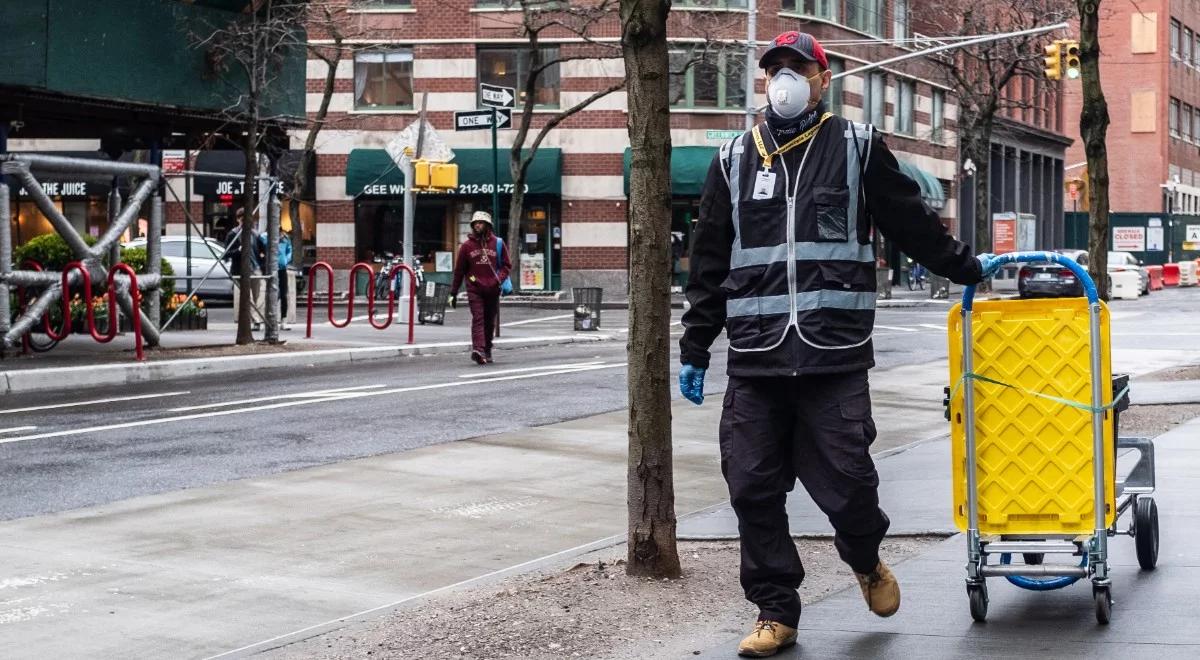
[1,290,1196,521]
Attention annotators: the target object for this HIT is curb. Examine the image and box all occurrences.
[0,333,616,396]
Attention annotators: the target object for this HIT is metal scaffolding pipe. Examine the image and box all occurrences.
[0,182,11,344]
[0,153,161,179]
[147,191,163,330]
[265,189,281,343]
[92,177,156,257]
[107,185,122,271]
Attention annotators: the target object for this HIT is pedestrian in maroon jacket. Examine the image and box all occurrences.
[450,211,511,364]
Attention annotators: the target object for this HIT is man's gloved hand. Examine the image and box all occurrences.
[975,252,998,277]
[448,294,458,310]
[679,364,706,405]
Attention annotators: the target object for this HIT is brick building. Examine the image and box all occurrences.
[1062,1,1200,215]
[297,0,968,294]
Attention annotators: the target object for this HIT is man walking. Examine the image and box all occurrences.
[450,211,511,364]
[678,32,989,657]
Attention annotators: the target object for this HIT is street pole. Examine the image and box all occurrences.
[491,106,500,221]
[184,148,192,294]
[744,0,757,131]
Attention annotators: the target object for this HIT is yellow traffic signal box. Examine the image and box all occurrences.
[1044,41,1062,80]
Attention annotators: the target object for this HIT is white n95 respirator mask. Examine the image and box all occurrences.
[767,68,818,119]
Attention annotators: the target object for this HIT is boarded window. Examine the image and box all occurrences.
[1131,13,1158,54]
[1130,90,1157,133]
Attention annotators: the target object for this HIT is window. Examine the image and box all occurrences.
[668,48,747,110]
[1186,104,1194,141]
[1186,28,1195,64]
[354,49,414,109]
[896,80,915,135]
[847,0,884,36]
[1193,109,1200,141]
[893,0,909,41]
[863,72,886,125]
[478,46,560,107]
[931,90,945,142]
[353,0,412,8]
[824,58,845,114]
[1170,97,1180,136]
[1171,19,1181,58]
[780,0,837,19]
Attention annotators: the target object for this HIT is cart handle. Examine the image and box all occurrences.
[964,251,1099,311]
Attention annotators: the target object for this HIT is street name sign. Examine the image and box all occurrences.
[706,129,742,141]
[480,83,516,108]
[455,108,512,131]
[1187,225,1200,242]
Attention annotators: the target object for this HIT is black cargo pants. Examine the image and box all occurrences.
[719,370,890,627]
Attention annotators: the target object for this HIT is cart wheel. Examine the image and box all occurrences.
[1022,553,1044,565]
[967,583,988,622]
[1094,586,1112,624]
[1135,497,1159,571]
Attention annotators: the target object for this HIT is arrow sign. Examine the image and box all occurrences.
[455,108,512,131]
[480,82,516,108]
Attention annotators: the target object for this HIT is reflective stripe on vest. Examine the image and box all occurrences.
[726,290,877,318]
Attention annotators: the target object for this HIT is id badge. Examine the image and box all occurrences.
[752,170,776,200]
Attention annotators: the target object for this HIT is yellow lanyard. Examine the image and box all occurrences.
[752,112,833,169]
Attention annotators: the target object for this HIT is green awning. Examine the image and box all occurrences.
[346,148,562,197]
[897,159,946,210]
[622,146,718,198]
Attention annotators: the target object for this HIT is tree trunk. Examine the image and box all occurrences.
[1078,0,1110,298]
[621,0,680,580]
[237,121,259,345]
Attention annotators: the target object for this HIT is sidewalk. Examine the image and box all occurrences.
[696,415,1200,659]
[0,306,627,394]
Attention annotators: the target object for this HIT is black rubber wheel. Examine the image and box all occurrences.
[1094,586,1112,624]
[1135,497,1160,570]
[1022,553,1045,565]
[968,583,988,622]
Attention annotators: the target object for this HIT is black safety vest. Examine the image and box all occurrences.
[718,116,877,362]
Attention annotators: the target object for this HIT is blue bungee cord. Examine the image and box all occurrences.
[999,552,1088,591]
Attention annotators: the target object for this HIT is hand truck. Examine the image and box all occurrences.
[947,251,1159,624]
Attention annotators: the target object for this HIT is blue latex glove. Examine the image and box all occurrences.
[976,252,998,277]
[679,364,706,405]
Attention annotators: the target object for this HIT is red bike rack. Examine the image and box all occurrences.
[305,261,416,344]
[42,261,144,361]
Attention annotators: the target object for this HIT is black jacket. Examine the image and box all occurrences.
[680,121,983,376]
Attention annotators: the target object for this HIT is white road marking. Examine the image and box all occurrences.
[0,426,36,435]
[500,313,574,327]
[918,323,945,330]
[168,385,385,412]
[875,325,918,332]
[456,361,603,378]
[0,391,190,415]
[0,364,627,445]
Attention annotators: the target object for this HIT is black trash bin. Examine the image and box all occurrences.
[418,281,450,325]
[572,287,603,331]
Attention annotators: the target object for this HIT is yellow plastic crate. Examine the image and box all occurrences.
[948,298,1115,535]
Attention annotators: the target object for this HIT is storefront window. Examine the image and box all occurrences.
[354,49,414,109]
[477,46,560,108]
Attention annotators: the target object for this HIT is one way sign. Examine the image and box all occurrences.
[455,108,512,131]
[480,83,516,108]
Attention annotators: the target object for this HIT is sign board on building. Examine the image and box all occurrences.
[521,252,545,290]
[480,83,516,108]
[1187,225,1200,242]
[1147,227,1165,251]
[1113,226,1146,251]
[992,212,1017,254]
[17,180,91,199]
[454,108,511,131]
[706,130,742,141]
[162,150,187,174]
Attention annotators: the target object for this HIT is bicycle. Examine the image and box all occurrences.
[908,262,927,291]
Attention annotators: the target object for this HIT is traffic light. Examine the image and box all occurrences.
[1044,41,1063,80]
[1063,40,1081,79]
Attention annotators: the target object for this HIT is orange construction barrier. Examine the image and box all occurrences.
[1163,262,1181,286]
[1146,265,1164,291]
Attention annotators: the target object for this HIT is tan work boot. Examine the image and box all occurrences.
[855,561,901,617]
[737,619,797,657]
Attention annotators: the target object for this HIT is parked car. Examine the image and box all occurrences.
[1108,251,1150,295]
[1018,249,1090,299]
[123,236,234,300]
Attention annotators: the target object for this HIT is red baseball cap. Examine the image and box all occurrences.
[759,31,829,70]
